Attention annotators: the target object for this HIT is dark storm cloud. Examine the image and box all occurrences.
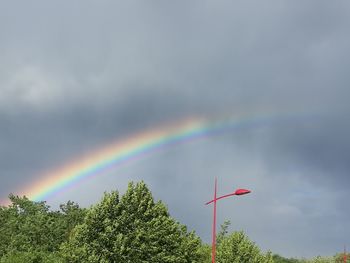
[266,113,350,186]
[1,0,350,258]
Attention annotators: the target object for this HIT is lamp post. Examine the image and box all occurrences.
[344,245,347,263]
[205,178,251,263]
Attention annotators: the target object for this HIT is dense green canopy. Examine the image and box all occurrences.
[0,194,85,262]
[61,181,203,262]
[0,181,346,263]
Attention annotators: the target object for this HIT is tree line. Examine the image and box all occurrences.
[0,181,347,262]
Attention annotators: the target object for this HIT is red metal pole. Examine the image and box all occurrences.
[212,178,217,263]
[206,180,250,263]
[344,245,347,263]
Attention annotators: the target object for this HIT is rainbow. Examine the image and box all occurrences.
[29,117,208,202]
[3,113,294,204]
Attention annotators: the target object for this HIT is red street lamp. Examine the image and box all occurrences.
[344,245,347,263]
[205,178,251,263]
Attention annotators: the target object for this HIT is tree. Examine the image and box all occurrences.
[59,200,87,240]
[216,230,273,263]
[217,220,231,246]
[334,252,350,263]
[0,251,62,263]
[197,244,211,263]
[311,255,333,263]
[273,254,304,263]
[0,195,85,262]
[0,194,56,256]
[61,181,203,263]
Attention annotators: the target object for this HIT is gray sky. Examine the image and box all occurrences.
[1,1,350,258]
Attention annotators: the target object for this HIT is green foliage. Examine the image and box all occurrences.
[217,220,231,246]
[0,250,62,263]
[59,200,87,240]
[61,181,203,263]
[197,244,211,263]
[1,181,346,263]
[0,194,86,262]
[310,255,333,263]
[216,230,273,263]
[0,195,56,255]
[273,254,306,263]
[273,253,345,263]
[333,253,350,263]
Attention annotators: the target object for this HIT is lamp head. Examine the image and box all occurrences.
[234,189,251,195]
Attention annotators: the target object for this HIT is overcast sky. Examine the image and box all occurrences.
[1,1,350,258]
